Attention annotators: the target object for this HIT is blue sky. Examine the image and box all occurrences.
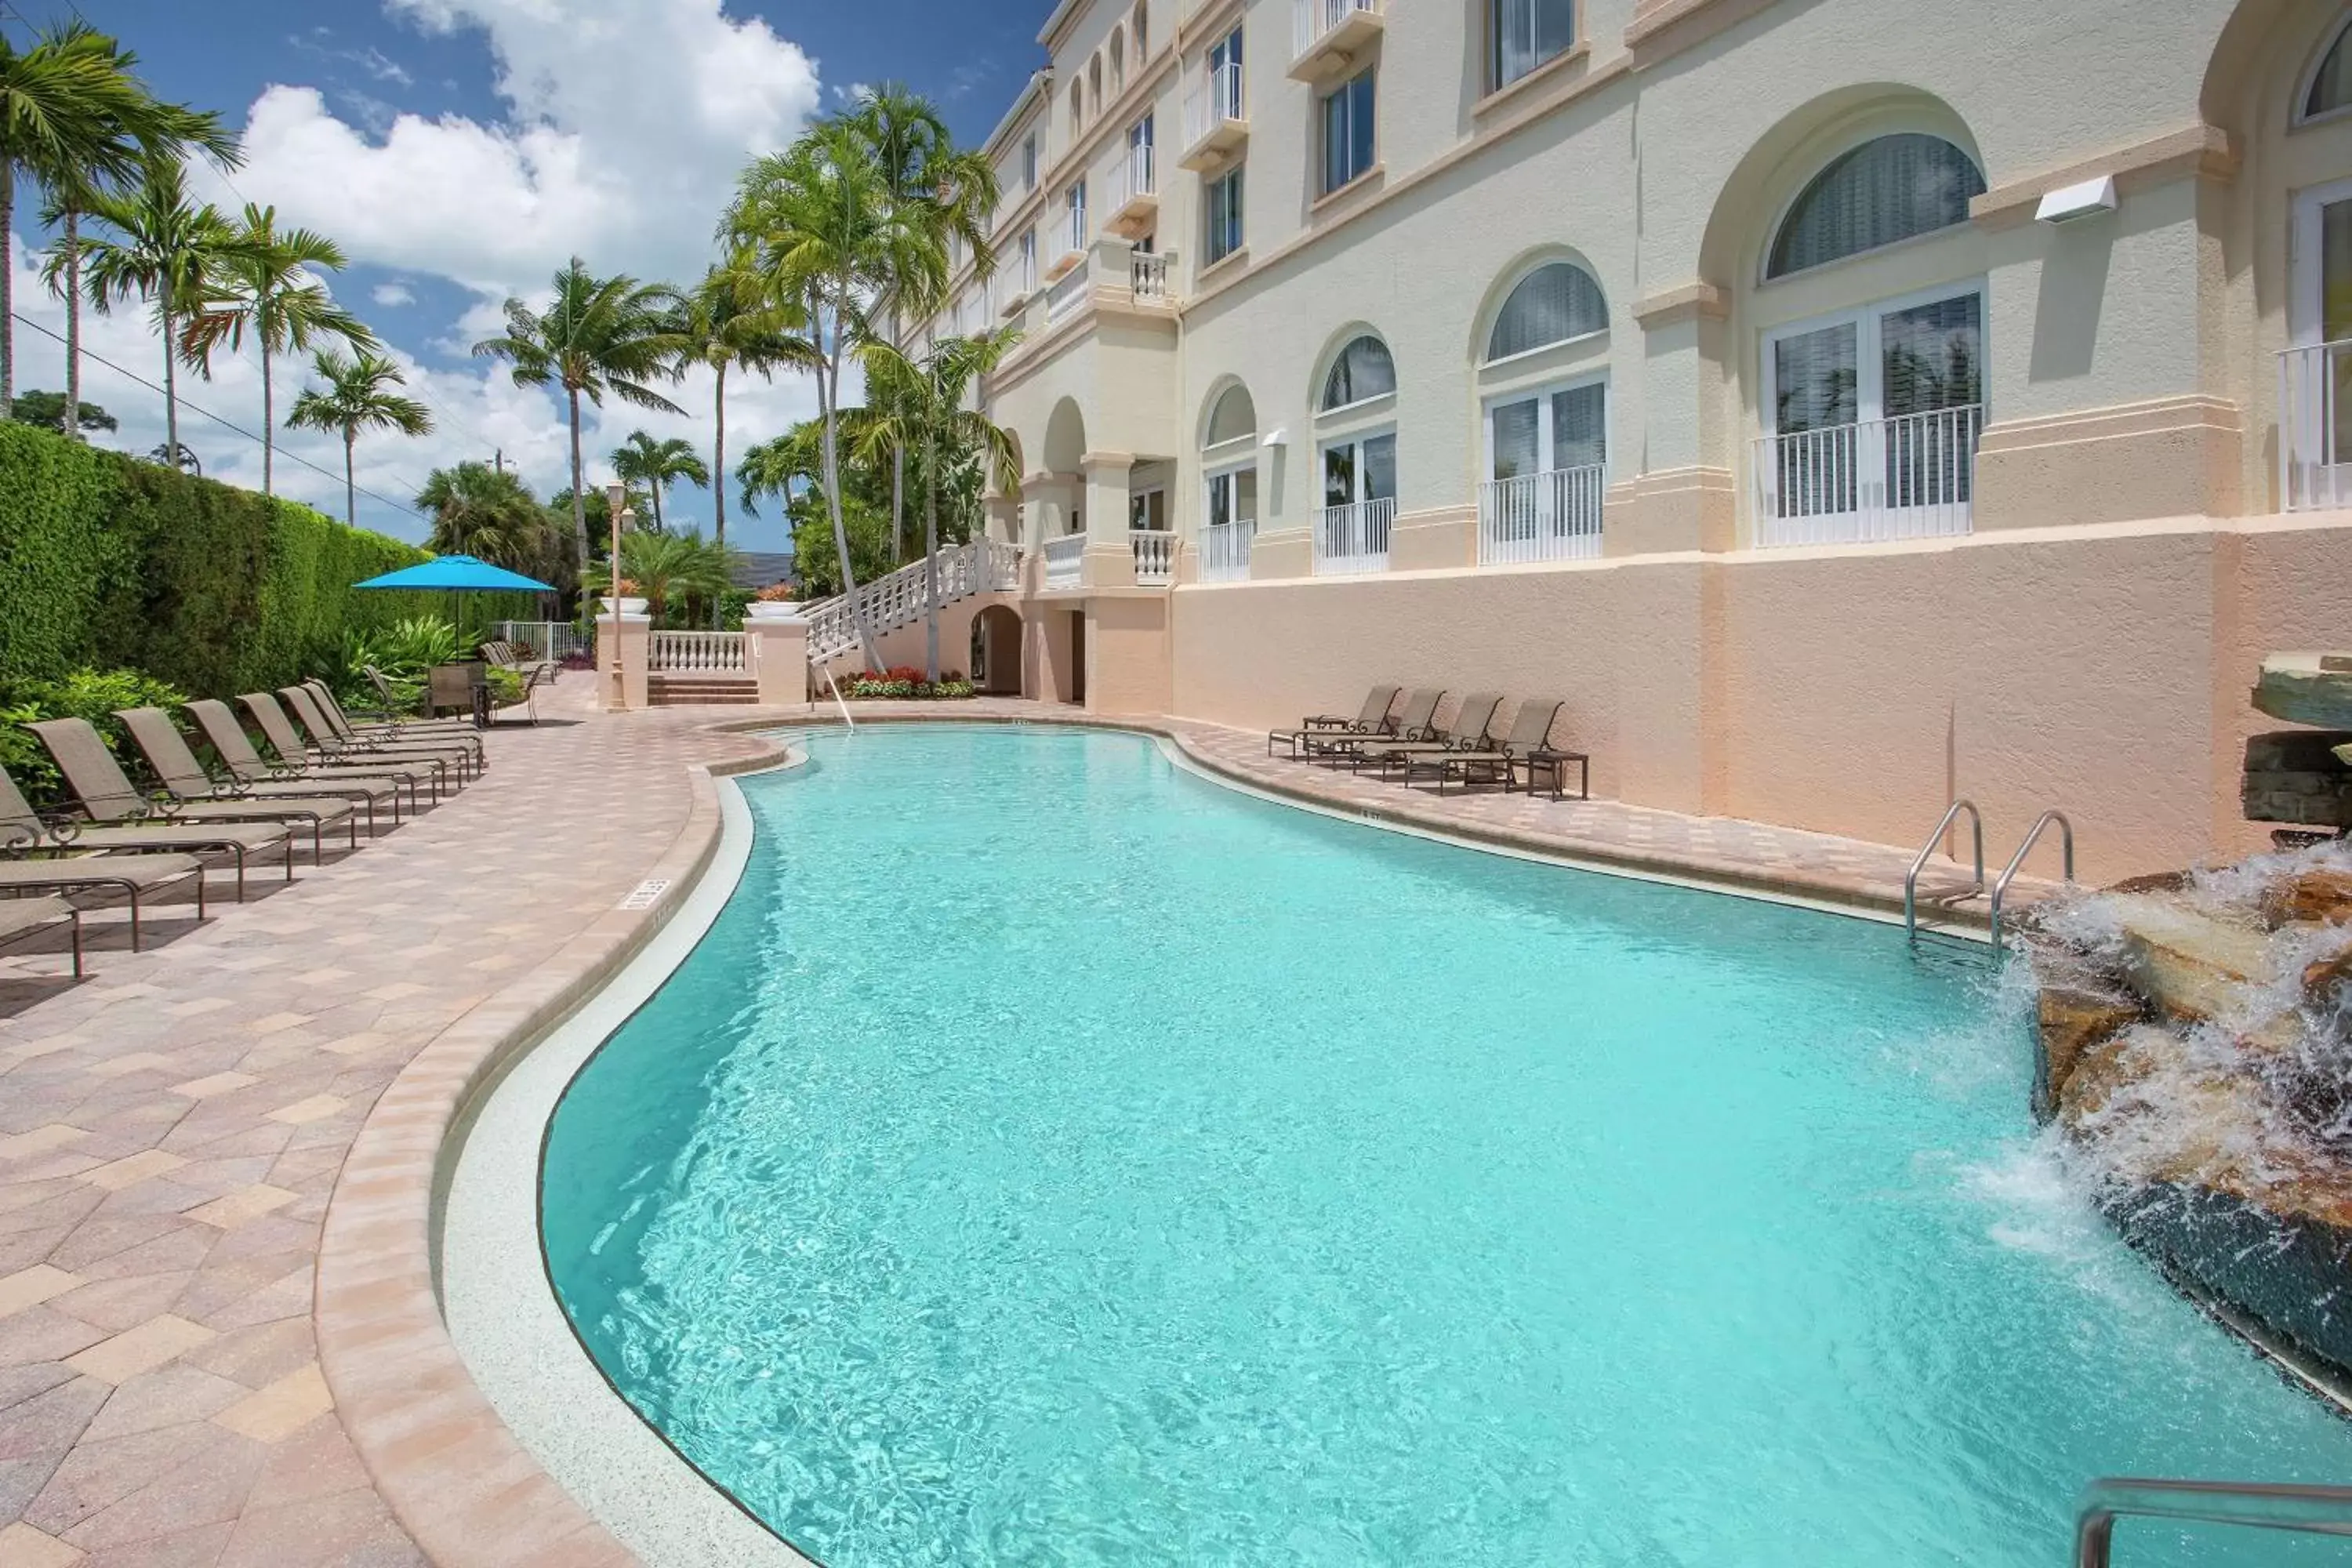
[16,1,1048,548]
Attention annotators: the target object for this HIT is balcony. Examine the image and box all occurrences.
[1179,64,1247,171]
[1289,0,1383,82]
[1044,533,1087,590]
[1200,518,1254,582]
[2281,340,2352,511]
[1045,205,1087,281]
[1749,405,1983,547]
[1313,497,1395,575]
[1130,528,1175,585]
[1477,466,1605,564]
[1107,144,1158,233]
[1045,266,1091,328]
[999,252,1036,318]
[1130,250,1171,304]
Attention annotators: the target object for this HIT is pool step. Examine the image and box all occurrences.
[648,676,760,706]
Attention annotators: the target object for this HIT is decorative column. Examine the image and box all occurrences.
[1081,450,1134,588]
[745,610,809,706]
[598,606,651,712]
[1617,282,1737,557]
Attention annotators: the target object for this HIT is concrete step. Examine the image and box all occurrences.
[648,677,759,706]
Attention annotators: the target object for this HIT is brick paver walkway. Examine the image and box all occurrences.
[0,683,2006,1567]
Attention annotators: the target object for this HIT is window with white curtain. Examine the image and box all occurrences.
[1206,384,1256,446]
[2308,20,2352,121]
[1765,134,1985,280]
[1486,379,1605,481]
[1485,261,1607,361]
[1490,0,1576,91]
[1321,335,1396,409]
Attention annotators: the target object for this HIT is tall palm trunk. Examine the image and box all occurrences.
[565,383,589,589]
[649,481,664,533]
[161,304,180,466]
[712,363,728,546]
[1,164,16,412]
[888,302,903,562]
[260,341,274,495]
[924,426,942,681]
[341,426,356,524]
[61,209,81,436]
[817,282,881,669]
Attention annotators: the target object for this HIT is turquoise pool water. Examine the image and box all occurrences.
[543,726,2352,1566]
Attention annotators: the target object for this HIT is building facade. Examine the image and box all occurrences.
[894,0,2352,880]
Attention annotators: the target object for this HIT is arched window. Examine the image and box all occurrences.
[1321,335,1396,409]
[1206,383,1257,445]
[1766,133,1985,280]
[2308,19,2352,121]
[1110,31,1126,95]
[1486,261,1608,362]
[1070,83,1085,134]
[1134,2,1150,60]
[1089,54,1104,114]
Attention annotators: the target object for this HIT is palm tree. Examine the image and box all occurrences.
[184,205,374,495]
[674,256,815,550]
[285,347,433,525]
[854,328,1022,678]
[586,529,739,626]
[416,461,554,569]
[145,439,198,474]
[79,154,237,468]
[608,430,709,533]
[726,122,914,666]
[474,258,686,587]
[25,27,236,439]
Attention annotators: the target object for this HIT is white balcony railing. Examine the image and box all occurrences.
[1044,532,1087,590]
[1183,62,1245,153]
[1200,519,1254,582]
[2281,340,2352,511]
[1065,201,1088,260]
[1750,405,1983,547]
[1001,250,1037,316]
[1294,0,1380,61]
[1130,528,1175,584]
[1110,143,1156,213]
[1478,465,1606,565]
[1047,265,1091,327]
[648,630,746,673]
[1314,496,1395,575]
[1131,251,1170,302]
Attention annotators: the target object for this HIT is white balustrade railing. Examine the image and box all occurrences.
[1065,201,1088,260]
[801,539,1022,662]
[1044,533,1087,590]
[1130,529,1176,584]
[1110,143,1156,212]
[1294,0,1380,60]
[2281,340,2352,511]
[1750,404,1983,547]
[1183,62,1245,151]
[1131,251,1170,303]
[648,630,746,673]
[1478,465,1606,564]
[492,621,587,660]
[1001,251,1036,316]
[1314,496,1395,575]
[1200,518,1254,582]
[1047,265,1091,327]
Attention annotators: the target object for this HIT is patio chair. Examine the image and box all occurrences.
[303,681,485,772]
[1418,699,1565,793]
[238,693,456,801]
[0,895,81,979]
[28,717,331,872]
[1349,692,1504,776]
[185,699,428,814]
[1268,684,1398,759]
[2,758,281,903]
[1305,688,1447,763]
[477,647,557,725]
[117,706,390,841]
[276,687,481,784]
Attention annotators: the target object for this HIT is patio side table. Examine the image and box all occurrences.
[1522,748,1589,802]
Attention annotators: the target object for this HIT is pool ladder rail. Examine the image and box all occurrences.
[1902,800,2075,960]
[2075,1476,2352,1564]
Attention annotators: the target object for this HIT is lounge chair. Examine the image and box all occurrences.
[2,759,280,903]
[1269,685,1399,759]
[117,706,390,841]
[1351,691,1504,776]
[1419,699,1565,793]
[185,699,429,813]
[350,672,492,751]
[28,717,325,874]
[238,692,455,800]
[289,684,482,778]
[0,895,80,978]
[1305,688,1447,763]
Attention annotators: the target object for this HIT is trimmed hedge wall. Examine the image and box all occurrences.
[0,421,433,695]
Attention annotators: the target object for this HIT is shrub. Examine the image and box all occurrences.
[839,666,975,701]
[0,666,190,810]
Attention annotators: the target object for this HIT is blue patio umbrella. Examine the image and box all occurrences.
[352,554,554,593]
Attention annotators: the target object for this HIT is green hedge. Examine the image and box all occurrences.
[0,421,435,695]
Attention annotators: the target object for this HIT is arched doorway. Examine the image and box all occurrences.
[970,604,1024,695]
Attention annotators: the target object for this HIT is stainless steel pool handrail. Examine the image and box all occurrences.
[1988,808,2073,956]
[1904,798,1983,946]
[2076,1477,2352,1565]
[818,661,856,731]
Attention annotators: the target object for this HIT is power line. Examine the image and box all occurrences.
[11,310,431,524]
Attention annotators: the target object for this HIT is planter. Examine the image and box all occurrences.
[746,601,802,620]
[598,597,649,615]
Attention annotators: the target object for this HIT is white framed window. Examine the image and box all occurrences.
[1320,333,1396,411]
[1066,180,1088,252]
[1765,134,1985,281]
[1206,164,1245,263]
[1203,456,1256,528]
[1129,487,1166,528]
[1210,24,1243,84]
[1484,260,1607,363]
[1756,281,1985,543]
[2304,17,2352,124]
[1490,0,1576,92]
[1315,427,1396,572]
[2284,176,2352,506]
[1479,376,1606,562]
[1319,430,1396,506]
[1022,132,1037,191]
[1319,67,1375,195]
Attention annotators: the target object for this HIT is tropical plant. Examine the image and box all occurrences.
[12,390,112,430]
[342,615,463,713]
[0,666,187,807]
[472,258,685,590]
[285,347,431,525]
[673,257,816,550]
[143,438,198,474]
[583,528,739,625]
[78,154,238,468]
[736,419,894,598]
[416,461,557,571]
[608,429,708,533]
[183,203,375,495]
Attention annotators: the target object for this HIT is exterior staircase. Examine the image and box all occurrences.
[647,673,760,706]
[803,539,1023,665]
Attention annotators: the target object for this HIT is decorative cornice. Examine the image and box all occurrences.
[1624,0,1777,66]
[1970,122,2240,228]
[1631,282,1729,328]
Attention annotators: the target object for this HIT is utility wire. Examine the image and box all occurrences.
[11,310,431,524]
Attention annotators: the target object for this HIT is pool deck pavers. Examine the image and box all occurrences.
[0,678,2027,1567]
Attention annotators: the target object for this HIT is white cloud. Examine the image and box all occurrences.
[372,281,416,307]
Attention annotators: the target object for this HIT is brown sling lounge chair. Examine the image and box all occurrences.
[357,669,495,743]
[1306,688,1447,763]
[2,757,276,903]
[282,685,481,782]
[1417,699,1565,793]
[1351,691,1503,776]
[1269,685,1399,758]
[185,699,426,814]
[28,718,326,873]
[117,706,390,841]
[0,895,81,978]
[239,692,455,800]
[318,678,487,762]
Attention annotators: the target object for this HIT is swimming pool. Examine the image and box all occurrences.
[542,725,2352,1566]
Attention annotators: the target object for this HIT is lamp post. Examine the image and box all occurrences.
[605,481,630,710]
